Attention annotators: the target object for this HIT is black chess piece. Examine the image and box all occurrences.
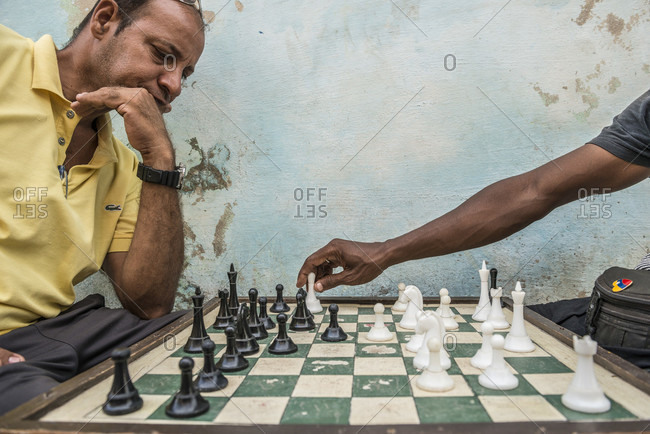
[297,287,313,318]
[103,348,143,415]
[235,304,260,355]
[212,289,234,330]
[165,357,210,418]
[194,339,228,392]
[247,288,268,340]
[490,267,498,304]
[216,326,249,372]
[258,296,276,330]
[270,283,290,313]
[321,304,348,342]
[268,314,298,354]
[227,263,240,316]
[289,293,315,331]
[184,286,209,353]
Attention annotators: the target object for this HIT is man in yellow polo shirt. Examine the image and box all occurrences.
[0,0,205,414]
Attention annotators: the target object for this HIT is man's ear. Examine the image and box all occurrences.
[89,0,121,40]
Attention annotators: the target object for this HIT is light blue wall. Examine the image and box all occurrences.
[3,0,649,307]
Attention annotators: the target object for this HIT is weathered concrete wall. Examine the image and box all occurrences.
[2,0,649,307]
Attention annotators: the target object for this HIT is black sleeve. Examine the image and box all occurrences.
[588,90,650,168]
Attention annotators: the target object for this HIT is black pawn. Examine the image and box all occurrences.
[166,357,210,418]
[490,267,498,290]
[216,326,249,372]
[268,314,298,354]
[259,296,276,330]
[247,288,268,340]
[103,348,143,415]
[212,289,233,330]
[297,287,313,318]
[235,304,260,355]
[270,284,290,313]
[184,286,208,353]
[227,263,239,316]
[194,339,228,392]
[321,304,348,342]
[290,293,315,331]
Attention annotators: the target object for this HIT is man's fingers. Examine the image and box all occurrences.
[0,349,25,366]
[315,270,349,292]
[71,87,145,117]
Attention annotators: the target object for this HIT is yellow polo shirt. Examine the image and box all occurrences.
[0,25,142,335]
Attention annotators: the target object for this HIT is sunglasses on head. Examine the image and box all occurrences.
[177,0,202,14]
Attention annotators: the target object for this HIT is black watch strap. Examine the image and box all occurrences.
[137,163,185,189]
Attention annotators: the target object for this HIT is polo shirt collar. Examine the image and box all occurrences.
[32,34,66,100]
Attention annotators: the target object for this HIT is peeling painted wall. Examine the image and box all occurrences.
[2,0,649,308]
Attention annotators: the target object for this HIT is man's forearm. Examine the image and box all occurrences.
[116,152,184,318]
[382,172,553,267]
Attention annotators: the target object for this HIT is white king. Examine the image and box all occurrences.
[504,281,535,352]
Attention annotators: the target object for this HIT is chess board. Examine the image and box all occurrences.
[4,298,650,433]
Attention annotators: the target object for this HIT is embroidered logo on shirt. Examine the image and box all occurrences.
[105,204,122,211]
[611,279,633,292]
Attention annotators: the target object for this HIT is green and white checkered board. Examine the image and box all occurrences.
[40,303,649,426]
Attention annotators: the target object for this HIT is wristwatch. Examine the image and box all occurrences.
[137,163,186,189]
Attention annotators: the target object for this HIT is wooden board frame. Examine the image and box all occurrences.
[2,297,649,433]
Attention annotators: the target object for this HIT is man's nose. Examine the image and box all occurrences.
[158,68,183,102]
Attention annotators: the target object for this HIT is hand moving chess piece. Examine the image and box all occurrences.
[247,288,268,340]
[366,303,393,342]
[103,348,143,415]
[416,338,454,392]
[392,282,408,312]
[194,339,228,392]
[212,289,233,330]
[399,285,423,330]
[270,283,290,313]
[166,357,210,418]
[258,296,276,330]
[504,281,535,353]
[227,263,240,316]
[216,326,249,372]
[305,272,323,313]
[321,304,348,342]
[478,334,519,390]
[561,335,611,413]
[184,286,209,353]
[472,260,491,321]
[268,313,298,354]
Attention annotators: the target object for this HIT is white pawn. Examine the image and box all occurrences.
[406,311,430,353]
[416,338,454,392]
[392,283,408,312]
[470,321,494,369]
[504,282,535,353]
[399,285,423,330]
[473,260,491,322]
[478,334,519,390]
[435,288,448,314]
[305,272,323,313]
[486,287,509,330]
[439,294,458,331]
[367,303,393,342]
[414,313,451,370]
[562,335,611,413]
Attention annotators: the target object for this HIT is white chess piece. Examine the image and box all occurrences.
[478,334,519,390]
[470,321,494,369]
[435,288,448,314]
[305,272,323,313]
[504,282,535,353]
[416,337,454,392]
[486,287,509,330]
[561,335,611,413]
[366,303,393,342]
[439,294,459,331]
[392,282,408,312]
[406,311,430,353]
[472,260,490,322]
[413,313,451,370]
[399,285,423,330]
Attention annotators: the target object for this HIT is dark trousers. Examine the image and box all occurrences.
[0,294,185,415]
